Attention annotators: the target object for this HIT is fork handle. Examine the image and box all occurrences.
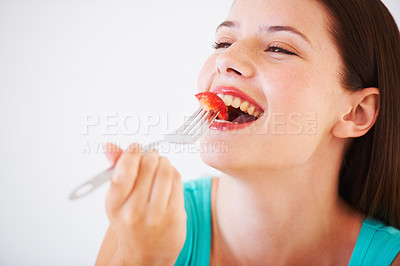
[69,141,165,200]
[69,167,115,200]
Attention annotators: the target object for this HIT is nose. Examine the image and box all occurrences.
[216,43,256,78]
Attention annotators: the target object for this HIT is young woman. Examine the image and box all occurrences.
[96,0,400,265]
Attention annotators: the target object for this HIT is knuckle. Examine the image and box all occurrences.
[105,203,114,217]
[114,156,141,175]
[159,156,170,166]
[121,161,137,175]
[118,214,134,228]
[115,154,140,172]
[105,198,119,218]
[111,170,125,183]
[120,211,138,226]
[119,204,144,226]
[141,152,160,169]
[111,168,132,186]
[145,215,163,229]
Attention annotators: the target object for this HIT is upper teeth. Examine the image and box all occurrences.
[217,93,263,118]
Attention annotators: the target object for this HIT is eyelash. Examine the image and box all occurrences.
[212,41,297,56]
[212,42,231,49]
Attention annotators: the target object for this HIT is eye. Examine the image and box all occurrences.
[212,42,232,49]
[266,45,297,56]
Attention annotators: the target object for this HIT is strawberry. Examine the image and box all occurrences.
[195,92,228,121]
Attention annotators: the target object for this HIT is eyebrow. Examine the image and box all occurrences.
[216,20,238,32]
[216,20,312,46]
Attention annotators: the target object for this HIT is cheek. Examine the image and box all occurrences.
[197,55,217,92]
[263,64,328,115]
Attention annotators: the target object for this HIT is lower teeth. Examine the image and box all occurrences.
[214,119,241,125]
[214,119,232,124]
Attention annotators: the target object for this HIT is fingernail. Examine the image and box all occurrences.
[127,143,141,153]
[104,143,117,153]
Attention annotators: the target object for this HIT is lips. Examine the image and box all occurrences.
[209,86,265,131]
[212,86,265,113]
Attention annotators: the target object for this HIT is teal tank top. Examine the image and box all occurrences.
[175,178,400,266]
[175,177,212,265]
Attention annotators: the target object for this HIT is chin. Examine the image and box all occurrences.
[199,143,254,176]
[199,132,256,170]
[199,134,310,175]
[200,149,229,170]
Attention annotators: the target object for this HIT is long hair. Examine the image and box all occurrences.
[316,0,400,228]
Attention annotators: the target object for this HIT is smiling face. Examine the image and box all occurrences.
[197,0,352,177]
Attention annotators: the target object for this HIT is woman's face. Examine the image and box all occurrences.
[198,0,347,176]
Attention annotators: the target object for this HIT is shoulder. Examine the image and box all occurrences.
[393,255,400,266]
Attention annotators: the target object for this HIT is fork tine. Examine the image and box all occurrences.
[172,107,204,135]
[183,109,209,135]
[188,111,212,135]
[168,111,218,144]
[190,111,219,137]
[70,107,219,200]
[181,109,207,135]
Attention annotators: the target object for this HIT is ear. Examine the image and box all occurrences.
[332,87,380,138]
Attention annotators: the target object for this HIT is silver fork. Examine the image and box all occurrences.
[69,107,218,200]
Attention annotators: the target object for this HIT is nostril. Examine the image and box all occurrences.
[216,54,252,77]
[217,66,243,76]
[227,68,242,75]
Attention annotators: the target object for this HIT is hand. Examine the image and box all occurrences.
[103,143,187,265]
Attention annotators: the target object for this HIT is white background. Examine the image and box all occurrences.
[0,1,399,265]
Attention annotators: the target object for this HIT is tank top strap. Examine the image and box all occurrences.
[349,217,400,265]
[175,177,212,266]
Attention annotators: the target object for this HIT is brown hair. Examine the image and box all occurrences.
[316,0,400,228]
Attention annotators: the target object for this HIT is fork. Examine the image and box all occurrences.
[69,107,218,200]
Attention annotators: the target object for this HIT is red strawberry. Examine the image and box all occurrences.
[195,92,228,121]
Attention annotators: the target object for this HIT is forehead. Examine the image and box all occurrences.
[227,0,330,42]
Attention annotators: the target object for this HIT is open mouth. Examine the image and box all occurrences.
[214,93,264,124]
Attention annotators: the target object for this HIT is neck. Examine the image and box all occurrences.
[211,140,363,265]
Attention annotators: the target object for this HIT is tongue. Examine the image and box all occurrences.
[232,114,258,124]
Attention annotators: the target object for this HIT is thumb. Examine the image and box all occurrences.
[103,143,123,165]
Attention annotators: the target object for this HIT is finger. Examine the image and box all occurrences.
[103,143,123,165]
[106,143,142,213]
[167,168,185,211]
[148,157,174,211]
[126,150,160,206]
